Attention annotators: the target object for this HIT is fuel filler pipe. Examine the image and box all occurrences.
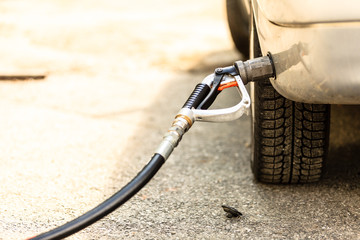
[28,55,275,240]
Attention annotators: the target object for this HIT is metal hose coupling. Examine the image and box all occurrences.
[155,108,194,160]
[234,53,276,84]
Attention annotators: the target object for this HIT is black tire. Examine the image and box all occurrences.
[250,15,330,184]
[226,0,249,58]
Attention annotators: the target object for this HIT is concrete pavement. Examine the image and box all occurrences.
[0,1,359,239]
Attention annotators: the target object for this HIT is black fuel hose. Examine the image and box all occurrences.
[29,154,164,240]
[27,56,274,239]
[29,82,211,240]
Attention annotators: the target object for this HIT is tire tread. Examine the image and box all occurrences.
[252,79,330,183]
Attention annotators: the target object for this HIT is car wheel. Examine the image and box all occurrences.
[250,16,330,184]
[226,0,249,58]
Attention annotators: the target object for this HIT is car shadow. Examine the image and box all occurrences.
[325,105,360,182]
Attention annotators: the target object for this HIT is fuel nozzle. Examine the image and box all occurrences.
[156,54,276,160]
[182,54,275,110]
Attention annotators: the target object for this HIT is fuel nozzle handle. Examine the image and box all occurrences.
[182,83,210,109]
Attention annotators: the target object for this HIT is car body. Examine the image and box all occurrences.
[234,0,360,104]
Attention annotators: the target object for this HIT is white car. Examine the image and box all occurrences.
[227,0,360,183]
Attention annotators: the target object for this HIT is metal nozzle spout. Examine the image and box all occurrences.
[234,54,276,85]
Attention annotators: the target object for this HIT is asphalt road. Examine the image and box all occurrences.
[0,1,359,239]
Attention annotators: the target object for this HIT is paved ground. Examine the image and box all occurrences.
[0,1,359,239]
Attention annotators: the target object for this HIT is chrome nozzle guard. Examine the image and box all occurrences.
[192,74,250,122]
